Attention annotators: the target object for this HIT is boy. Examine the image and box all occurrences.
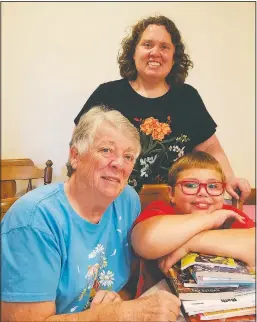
[131,151,255,297]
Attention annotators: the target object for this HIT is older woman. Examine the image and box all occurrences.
[1,106,181,321]
[75,15,250,201]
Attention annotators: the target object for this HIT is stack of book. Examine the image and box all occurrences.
[167,253,256,321]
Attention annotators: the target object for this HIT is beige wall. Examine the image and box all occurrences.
[2,2,255,186]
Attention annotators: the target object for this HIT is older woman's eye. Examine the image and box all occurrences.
[100,148,112,154]
[124,154,135,163]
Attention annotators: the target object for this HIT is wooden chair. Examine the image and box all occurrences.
[139,184,170,211]
[232,188,256,209]
[1,159,53,219]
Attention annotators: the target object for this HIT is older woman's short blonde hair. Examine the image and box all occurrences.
[66,105,141,177]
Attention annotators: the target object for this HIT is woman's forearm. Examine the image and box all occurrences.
[194,134,252,201]
[131,213,214,259]
[194,134,235,180]
[46,302,126,322]
[187,228,255,266]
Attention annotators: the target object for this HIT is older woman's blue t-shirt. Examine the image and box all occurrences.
[1,183,140,314]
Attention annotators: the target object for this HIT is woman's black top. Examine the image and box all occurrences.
[75,79,217,192]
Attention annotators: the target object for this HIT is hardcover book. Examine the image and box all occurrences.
[190,260,255,282]
[195,275,254,286]
[182,267,239,288]
[167,265,246,301]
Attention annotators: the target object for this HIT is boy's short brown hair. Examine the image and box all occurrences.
[168,151,226,189]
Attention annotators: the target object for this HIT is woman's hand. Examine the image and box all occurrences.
[226,177,251,201]
[120,290,181,321]
[91,290,181,321]
[90,290,122,308]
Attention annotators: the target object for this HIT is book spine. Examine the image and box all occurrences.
[166,268,180,297]
[165,275,190,322]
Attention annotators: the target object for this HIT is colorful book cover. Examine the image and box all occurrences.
[190,260,255,281]
[181,268,238,288]
[181,253,236,271]
[167,265,239,301]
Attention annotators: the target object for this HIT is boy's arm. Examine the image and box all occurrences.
[159,228,255,274]
[131,209,245,259]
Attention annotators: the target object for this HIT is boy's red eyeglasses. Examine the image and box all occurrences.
[175,181,226,196]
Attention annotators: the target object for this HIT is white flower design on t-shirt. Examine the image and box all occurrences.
[99,270,115,287]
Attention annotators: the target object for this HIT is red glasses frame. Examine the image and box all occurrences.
[176,180,226,196]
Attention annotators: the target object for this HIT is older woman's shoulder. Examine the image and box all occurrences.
[114,185,141,220]
[120,185,140,200]
[115,185,140,208]
[1,183,64,233]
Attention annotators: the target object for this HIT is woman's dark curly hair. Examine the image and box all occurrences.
[118,15,193,87]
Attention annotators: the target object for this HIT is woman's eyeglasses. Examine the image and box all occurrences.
[175,181,226,196]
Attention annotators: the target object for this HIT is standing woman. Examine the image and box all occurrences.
[75,15,250,199]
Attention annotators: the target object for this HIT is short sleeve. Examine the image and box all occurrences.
[74,84,106,125]
[1,226,61,302]
[184,86,217,146]
[133,201,175,227]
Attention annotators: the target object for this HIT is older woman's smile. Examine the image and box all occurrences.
[101,176,121,183]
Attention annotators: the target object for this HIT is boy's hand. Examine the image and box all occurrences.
[158,244,189,276]
[90,290,122,308]
[209,209,245,229]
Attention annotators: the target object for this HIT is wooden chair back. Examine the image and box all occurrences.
[139,184,170,211]
[1,159,53,219]
[231,188,256,209]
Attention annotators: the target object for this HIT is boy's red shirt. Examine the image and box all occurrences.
[133,201,255,297]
